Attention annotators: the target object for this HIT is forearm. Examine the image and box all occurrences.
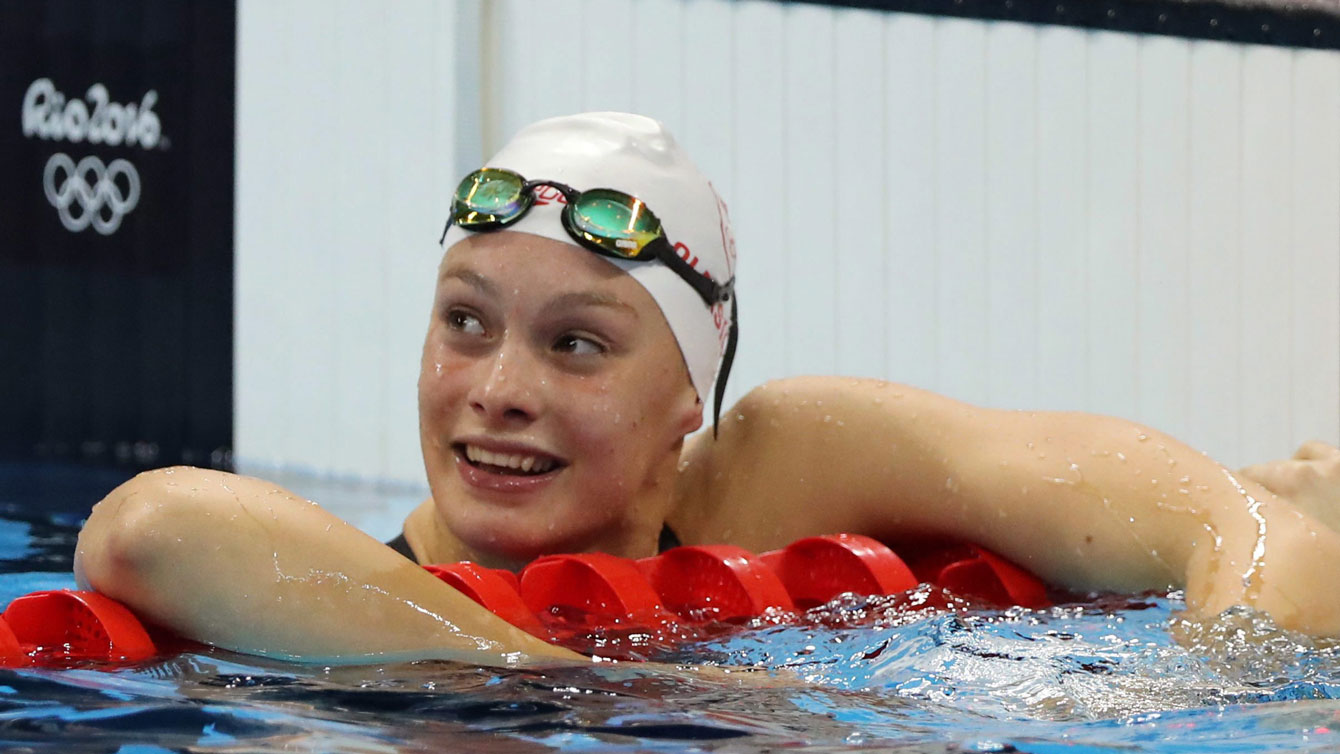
[75,468,578,665]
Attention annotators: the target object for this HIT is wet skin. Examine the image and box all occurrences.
[410,232,703,569]
[74,231,1340,662]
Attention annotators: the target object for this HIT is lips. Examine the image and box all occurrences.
[452,441,566,495]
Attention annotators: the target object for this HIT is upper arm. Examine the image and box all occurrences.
[687,378,1223,592]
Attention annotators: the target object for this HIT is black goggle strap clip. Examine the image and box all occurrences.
[649,237,730,308]
[712,291,738,439]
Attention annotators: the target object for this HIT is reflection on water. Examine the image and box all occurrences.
[2,514,1340,752]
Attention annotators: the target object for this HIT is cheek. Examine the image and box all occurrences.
[418,340,474,422]
[565,385,664,464]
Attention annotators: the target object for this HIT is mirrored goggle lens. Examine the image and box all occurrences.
[569,189,663,259]
[453,169,526,226]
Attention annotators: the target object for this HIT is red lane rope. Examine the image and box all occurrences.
[0,535,1048,667]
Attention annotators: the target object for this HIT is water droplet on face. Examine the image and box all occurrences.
[823,415,833,423]
[434,362,443,375]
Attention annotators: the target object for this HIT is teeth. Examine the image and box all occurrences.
[464,444,556,474]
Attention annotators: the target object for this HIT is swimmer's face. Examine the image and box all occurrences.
[419,232,703,562]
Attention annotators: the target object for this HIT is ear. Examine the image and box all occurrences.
[674,389,705,438]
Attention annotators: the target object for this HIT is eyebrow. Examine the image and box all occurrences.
[439,267,500,297]
[440,266,639,319]
[541,291,640,320]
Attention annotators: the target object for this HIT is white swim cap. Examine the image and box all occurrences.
[442,112,738,427]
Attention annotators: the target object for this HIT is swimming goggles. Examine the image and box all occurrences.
[440,167,738,435]
[440,168,732,309]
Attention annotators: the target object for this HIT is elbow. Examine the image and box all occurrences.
[74,467,209,602]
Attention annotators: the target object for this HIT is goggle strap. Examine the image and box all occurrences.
[650,238,726,307]
[712,293,739,439]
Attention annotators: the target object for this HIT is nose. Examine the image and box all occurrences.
[466,336,541,425]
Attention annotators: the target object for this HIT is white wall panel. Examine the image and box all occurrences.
[631,0,686,130]
[237,0,1340,490]
[236,0,447,492]
[1239,46,1295,465]
[783,4,838,377]
[1135,36,1192,445]
[884,13,940,391]
[984,22,1039,409]
[678,0,735,208]
[581,0,634,111]
[933,20,990,405]
[1034,27,1089,412]
[494,0,537,146]
[730,1,787,401]
[1291,51,1340,450]
[1187,42,1244,464]
[282,3,338,474]
[331,0,387,478]
[234,0,290,470]
[834,7,888,379]
[1086,32,1140,422]
[523,3,584,125]
[383,0,455,485]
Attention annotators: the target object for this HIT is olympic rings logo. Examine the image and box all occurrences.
[42,152,141,235]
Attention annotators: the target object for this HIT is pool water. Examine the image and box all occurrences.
[3,469,1340,752]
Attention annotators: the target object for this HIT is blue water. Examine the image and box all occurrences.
[3,466,1340,752]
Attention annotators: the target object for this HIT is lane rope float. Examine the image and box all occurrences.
[0,535,1049,667]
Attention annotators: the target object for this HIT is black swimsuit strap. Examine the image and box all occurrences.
[386,532,415,561]
[657,523,682,553]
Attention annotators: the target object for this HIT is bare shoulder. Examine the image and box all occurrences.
[670,377,958,549]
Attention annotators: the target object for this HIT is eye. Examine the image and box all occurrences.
[553,333,606,356]
[446,308,486,336]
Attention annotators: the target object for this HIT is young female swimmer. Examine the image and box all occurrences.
[74,112,1340,666]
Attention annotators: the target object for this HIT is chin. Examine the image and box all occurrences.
[444,500,596,564]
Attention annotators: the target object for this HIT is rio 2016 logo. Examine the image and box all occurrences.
[21,78,165,236]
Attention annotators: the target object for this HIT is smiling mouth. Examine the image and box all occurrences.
[456,443,564,476]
